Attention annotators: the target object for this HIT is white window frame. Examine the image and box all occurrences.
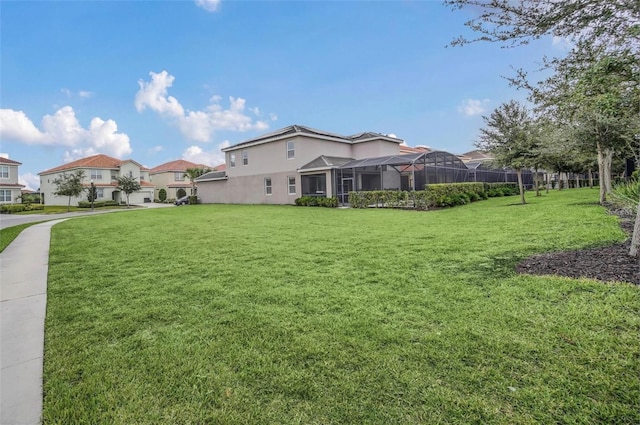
[287,176,296,195]
[0,189,11,202]
[97,188,104,198]
[265,177,272,195]
[286,141,295,159]
[230,153,236,168]
[242,150,249,166]
[90,169,102,180]
[174,172,185,181]
[0,166,9,179]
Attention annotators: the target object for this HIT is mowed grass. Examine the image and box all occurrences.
[43,189,639,424]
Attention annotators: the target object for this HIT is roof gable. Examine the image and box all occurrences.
[0,157,22,166]
[39,154,126,175]
[150,159,212,174]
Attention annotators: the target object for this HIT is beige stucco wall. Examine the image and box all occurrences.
[226,136,353,178]
[352,140,400,159]
[1,164,22,204]
[1,164,20,185]
[198,171,301,205]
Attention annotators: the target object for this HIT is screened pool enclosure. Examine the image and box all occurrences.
[298,151,539,205]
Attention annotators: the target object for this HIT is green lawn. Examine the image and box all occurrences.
[43,189,639,424]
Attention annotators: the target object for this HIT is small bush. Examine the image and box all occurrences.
[188,196,198,205]
[294,196,337,207]
[0,203,45,213]
[77,200,119,208]
[158,188,167,202]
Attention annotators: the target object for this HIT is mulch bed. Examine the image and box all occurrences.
[516,204,639,285]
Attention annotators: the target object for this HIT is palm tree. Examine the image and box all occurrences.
[183,167,211,196]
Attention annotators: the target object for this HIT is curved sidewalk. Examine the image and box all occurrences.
[1,219,68,425]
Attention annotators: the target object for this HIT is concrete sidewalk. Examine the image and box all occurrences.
[1,219,67,425]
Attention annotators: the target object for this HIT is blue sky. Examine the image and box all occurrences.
[1,0,564,190]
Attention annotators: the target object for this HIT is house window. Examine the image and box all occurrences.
[265,177,272,195]
[0,189,11,202]
[129,171,133,178]
[288,176,296,195]
[242,150,249,166]
[97,188,104,198]
[174,172,185,181]
[230,153,236,168]
[287,141,295,159]
[0,166,9,179]
[90,169,102,180]
[111,172,117,181]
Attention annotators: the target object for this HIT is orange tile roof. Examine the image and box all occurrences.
[39,154,139,175]
[0,157,22,165]
[213,163,226,171]
[150,159,212,174]
[400,145,431,154]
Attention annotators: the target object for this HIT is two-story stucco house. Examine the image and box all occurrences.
[39,154,155,206]
[195,125,404,205]
[0,156,26,204]
[149,159,212,200]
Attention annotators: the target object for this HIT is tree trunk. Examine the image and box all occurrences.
[597,143,606,204]
[631,199,640,259]
[534,168,540,197]
[517,168,526,204]
[575,175,580,188]
[603,148,614,195]
[588,169,593,188]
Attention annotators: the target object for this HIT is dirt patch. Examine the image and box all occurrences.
[516,204,639,285]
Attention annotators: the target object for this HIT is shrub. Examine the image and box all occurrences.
[294,196,337,207]
[188,195,198,205]
[0,203,44,213]
[158,188,167,202]
[611,179,639,212]
[176,188,187,198]
[77,200,119,208]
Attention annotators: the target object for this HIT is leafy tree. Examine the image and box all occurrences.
[158,188,167,202]
[445,0,639,54]
[448,0,640,257]
[87,184,98,203]
[476,100,534,204]
[184,167,211,195]
[53,170,86,212]
[114,175,141,207]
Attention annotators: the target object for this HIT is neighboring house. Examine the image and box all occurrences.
[459,149,494,163]
[39,154,155,206]
[195,124,404,205]
[0,157,25,204]
[149,159,211,200]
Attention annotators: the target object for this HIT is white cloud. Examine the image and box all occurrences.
[457,98,490,116]
[552,35,573,51]
[182,140,230,166]
[61,88,72,97]
[195,0,221,12]
[0,106,132,158]
[135,70,271,142]
[19,172,40,191]
[78,91,94,98]
[269,113,278,121]
[148,145,164,154]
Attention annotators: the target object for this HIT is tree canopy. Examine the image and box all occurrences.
[53,170,86,211]
[114,175,141,207]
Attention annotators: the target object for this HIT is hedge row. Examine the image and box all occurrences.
[0,203,45,214]
[294,196,339,207]
[349,182,519,210]
[77,200,119,208]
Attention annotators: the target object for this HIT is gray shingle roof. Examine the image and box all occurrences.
[194,171,227,182]
[298,155,354,170]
